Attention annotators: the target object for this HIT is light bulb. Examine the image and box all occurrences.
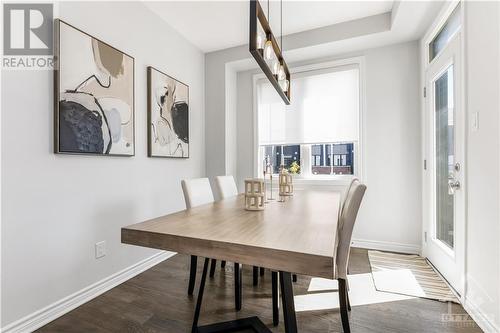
[256,33,264,50]
[271,59,280,75]
[279,79,289,92]
[263,39,273,60]
[278,64,285,80]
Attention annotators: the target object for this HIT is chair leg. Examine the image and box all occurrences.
[272,271,279,326]
[260,267,265,276]
[346,265,351,311]
[234,263,242,311]
[221,260,226,268]
[209,259,217,277]
[292,274,297,282]
[188,255,197,295]
[339,278,351,333]
[253,266,259,286]
[347,289,351,311]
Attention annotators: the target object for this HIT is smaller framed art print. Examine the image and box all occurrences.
[54,19,135,156]
[147,66,189,158]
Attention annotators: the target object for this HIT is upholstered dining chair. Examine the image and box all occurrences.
[214,175,237,272]
[335,179,366,332]
[214,175,246,309]
[215,175,238,199]
[270,179,366,332]
[181,178,216,296]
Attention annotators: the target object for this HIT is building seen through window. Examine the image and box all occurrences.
[261,143,354,176]
[311,143,354,175]
[263,145,301,174]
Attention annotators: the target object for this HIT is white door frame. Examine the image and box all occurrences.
[420,0,466,300]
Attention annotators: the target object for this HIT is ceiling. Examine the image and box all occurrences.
[144,1,395,53]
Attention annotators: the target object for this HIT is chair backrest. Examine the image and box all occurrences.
[181,178,215,209]
[215,175,239,199]
[336,179,367,280]
[338,178,357,220]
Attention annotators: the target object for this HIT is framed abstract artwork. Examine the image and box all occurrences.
[147,66,189,158]
[54,19,135,156]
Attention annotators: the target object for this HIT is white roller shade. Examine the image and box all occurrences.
[258,66,359,145]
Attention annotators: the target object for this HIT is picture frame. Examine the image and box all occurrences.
[54,19,135,156]
[147,66,190,158]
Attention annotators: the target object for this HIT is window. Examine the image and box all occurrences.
[310,143,355,175]
[262,145,301,174]
[429,5,461,62]
[257,62,361,178]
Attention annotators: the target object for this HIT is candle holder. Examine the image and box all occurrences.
[278,166,293,202]
[244,178,265,211]
[264,160,275,201]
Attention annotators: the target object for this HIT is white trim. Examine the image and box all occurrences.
[1,251,175,333]
[252,56,366,182]
[420,0,466,300]
[462,274,499,333]
[352,238,421,255]
[422,0,461,66]
[464,297,499,333]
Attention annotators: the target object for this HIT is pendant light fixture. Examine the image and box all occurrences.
[249,0,290,104]
[277,0,289,92]
[263,0,274,61]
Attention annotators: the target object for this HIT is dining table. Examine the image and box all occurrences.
[121,189,341,333]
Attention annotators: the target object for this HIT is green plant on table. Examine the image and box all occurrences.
[288,161,300,174]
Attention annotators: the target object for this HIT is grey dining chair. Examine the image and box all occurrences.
[270,179,366,332]
[335,178,367,332]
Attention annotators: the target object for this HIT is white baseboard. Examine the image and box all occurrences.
[462,276,499,333]
[352,238,421,254]
[1,251,175,333]
[464,297,499,333]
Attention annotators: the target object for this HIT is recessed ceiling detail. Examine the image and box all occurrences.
[144,1,394,53]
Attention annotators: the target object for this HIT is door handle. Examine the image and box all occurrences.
[448,180,461,194]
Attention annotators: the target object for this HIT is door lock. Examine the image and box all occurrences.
[448,180,461,194]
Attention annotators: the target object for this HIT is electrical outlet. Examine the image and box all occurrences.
[95,241,106,259]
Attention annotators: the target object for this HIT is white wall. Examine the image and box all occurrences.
[1,1,205,328]
[225,65,238,180]
[463,1,500,331]
[234,42,422,252]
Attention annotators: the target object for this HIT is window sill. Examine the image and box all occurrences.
[264,176,354,187]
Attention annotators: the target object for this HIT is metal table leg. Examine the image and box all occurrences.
[191,259,292,333]
[280,271,298,333]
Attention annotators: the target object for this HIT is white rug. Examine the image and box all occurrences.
[368,250,458,303]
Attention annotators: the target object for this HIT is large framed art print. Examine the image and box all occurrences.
[54,19,135,156]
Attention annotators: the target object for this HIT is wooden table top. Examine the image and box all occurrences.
[121,189,340,279]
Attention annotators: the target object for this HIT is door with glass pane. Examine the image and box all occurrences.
[424,32,464,296]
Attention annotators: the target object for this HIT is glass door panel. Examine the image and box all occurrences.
[434,65,455,249]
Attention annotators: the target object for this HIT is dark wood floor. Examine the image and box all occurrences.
[37,248,482,333]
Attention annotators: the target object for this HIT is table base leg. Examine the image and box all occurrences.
[280,271,298,333]
[192,258,210,333]
[191,260,296,333]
